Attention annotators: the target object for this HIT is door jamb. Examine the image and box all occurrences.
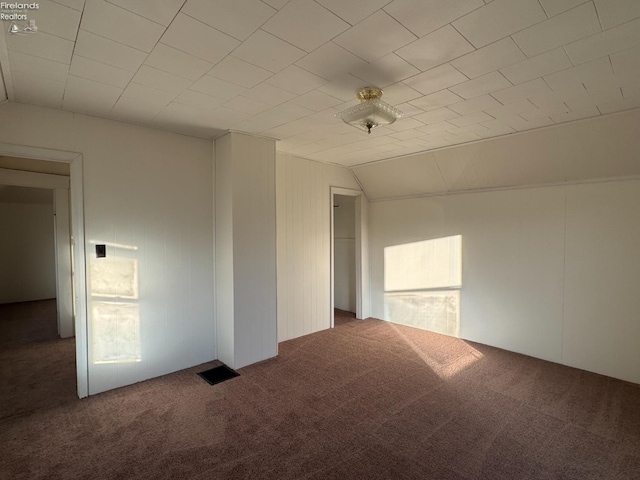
[330,186,370,328]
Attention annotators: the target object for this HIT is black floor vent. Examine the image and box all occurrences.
[198,364,240,386]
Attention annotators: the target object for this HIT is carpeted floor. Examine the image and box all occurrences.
[1,304,639,479]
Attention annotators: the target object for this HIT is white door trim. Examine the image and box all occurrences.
[330,186,370,327]
[0,142,88,398]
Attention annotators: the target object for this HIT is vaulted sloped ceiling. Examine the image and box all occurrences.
[0,0,639,167]
[352,108,640,200]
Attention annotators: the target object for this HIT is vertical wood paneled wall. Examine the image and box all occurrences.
[275,153,361,342]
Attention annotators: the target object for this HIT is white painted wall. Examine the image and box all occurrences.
[276,153,361,342]
[333,195,355,312]
[215,132,277,369]
[0,186,56,304]
[369,179,640,385]
[214,134,234,367]
[0,103,215,395]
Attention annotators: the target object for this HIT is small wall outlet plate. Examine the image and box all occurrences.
[96,244,106,258]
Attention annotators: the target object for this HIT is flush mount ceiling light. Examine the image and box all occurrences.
[336,87,403,134]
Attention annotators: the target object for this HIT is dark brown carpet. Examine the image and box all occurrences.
[1,304,639,479]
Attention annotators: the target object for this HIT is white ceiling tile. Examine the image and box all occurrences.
[413,107,459,124]
[160,13,240,64]
[233,113,290,134]
[408,89,465,111]
[223,96,272,115]
[351,53,420,88]
[209,56,273,88]
[452,0,546,48]
[478,119,515,136]
[565,17,640,66]
[597,96,640,114]
[416,122,456,135]
[232,30,306,73]
[334,11,416,63]
[145,43,214,81]
[382,82,421,105]
[317,74,368,101]
[244,82,298,106]
[6,31,74,64]
[290,90,342,111]
[622,83,640,100]
[389,128,425,141]
[539,0,590,17]
[550,106,600,123]
[529,84,588,107]
[74,29,146,72]
[396,25,474,72]
[404,64,469,95]
[208,107,251,128]
[449,123,490,135]
[51,0,85,11]
[512,2,602,57]
[30,0,81,41]
[449,71,511,99]
[594,0,640,29]
[173,90,226,110]
[500,48,572,85]
[450,38,526,79]
[317,0,393,25]
[262,117,324,139]
[182,0,275,41]
[265,101,315,121]
[122,82,177,106]
[262,0,290,9]
[484,99,539,117]
[63,75,123,113]
[448,111,494,127]
[262,0,350,52]
[544,57,615,92]
[386,117,425,131]
[610,45,640,83]
[502,114,555,131]
[448,94,502,115]
[12,73,65,108]
[295,42,368,81]
[491,78,551,104]
[132,65,194,94]
[104,0,184,26]
[565,88,623,110]
[81,0,165,52]
[190,75,246,100]
[70,55,134,88]
[384,0,484,38]
[266,65,328,94]
[520,102,569,120]
[8,51,69,83]
[110,97,164,123]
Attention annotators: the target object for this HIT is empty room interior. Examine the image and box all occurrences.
[1,1,640,479]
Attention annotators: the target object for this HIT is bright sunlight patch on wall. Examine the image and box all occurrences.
[90,245,141,364]
[384,235,461,337]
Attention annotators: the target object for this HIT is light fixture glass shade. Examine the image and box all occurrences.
[336,87,403,134]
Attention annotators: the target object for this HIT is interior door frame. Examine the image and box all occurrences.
[330,186,370,327]
[0,143,88,398]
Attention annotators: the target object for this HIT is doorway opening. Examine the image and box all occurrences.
[0,146,88,399]
[333,194,356,323]
[330,187,370,328]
